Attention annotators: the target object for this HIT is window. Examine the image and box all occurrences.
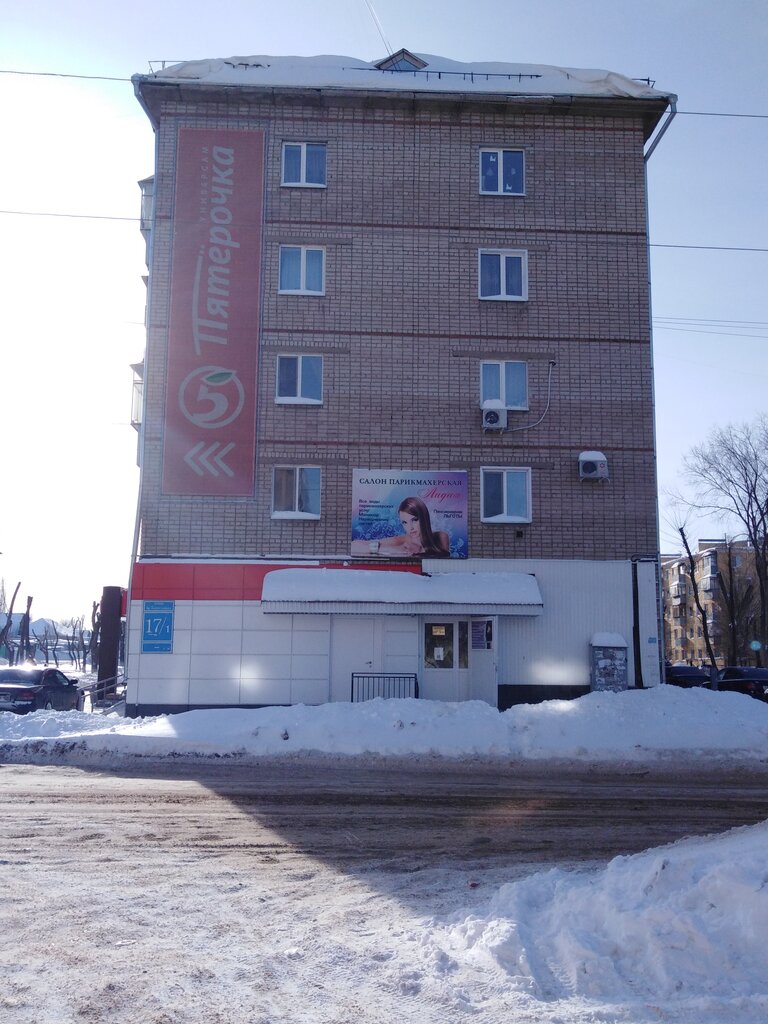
[272,466,321,519]
[481,467,531,523]
[279,246,325,295]
[480,361,528,410]
[276,355,323,404]
[479,148,524,195]
[478,250,528,301]
[281,142,326,187]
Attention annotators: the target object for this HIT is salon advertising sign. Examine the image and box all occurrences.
[351,470,468,559]
[162,127,265,496]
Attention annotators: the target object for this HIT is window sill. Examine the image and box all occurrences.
[280,182,327,189]
[479,294,527,302]
[481,515,532,524]
[275,398,323,406]
[278,289,325,297]
[479,190,525,197]
[271,511,321,520]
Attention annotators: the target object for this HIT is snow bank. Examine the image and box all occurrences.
[1,685,768,763]
[448,821,768,1013]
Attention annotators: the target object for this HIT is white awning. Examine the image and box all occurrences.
[260,568,543,616]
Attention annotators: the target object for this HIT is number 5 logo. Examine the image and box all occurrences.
[179,366,245,428]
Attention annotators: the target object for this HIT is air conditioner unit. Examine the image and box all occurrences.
[482,407,507,431]
[579,450,609,480]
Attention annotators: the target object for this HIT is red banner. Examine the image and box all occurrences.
[162,128,264,495]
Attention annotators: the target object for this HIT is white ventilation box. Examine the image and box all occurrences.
[579,451,609,480]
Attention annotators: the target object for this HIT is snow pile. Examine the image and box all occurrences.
[1,685,768,762]
[447,823,768,1012]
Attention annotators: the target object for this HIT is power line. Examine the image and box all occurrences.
[651,243,768,252]
[0,68,130,83]
[656,317,768,326]
[0,209,765,252]
[677,110,768,119]
[2,67,767,122]
[0,209,138,222]
[653,325,768,339]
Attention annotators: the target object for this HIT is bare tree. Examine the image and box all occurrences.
[716,541,759,666]
[678,525,719,679]
[0,582,21,665]
[32,619,62,667]
[18,596,34,662]
[89,600,101,674]
[61,616,86,670]
[684,418,768,664]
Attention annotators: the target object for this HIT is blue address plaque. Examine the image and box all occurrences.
[142,600,175,653]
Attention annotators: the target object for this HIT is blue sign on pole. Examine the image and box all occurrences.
[142,600,175,653]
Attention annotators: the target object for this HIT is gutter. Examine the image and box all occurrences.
[644,99,677,162]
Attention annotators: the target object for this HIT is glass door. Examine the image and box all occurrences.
[422,620,470,700]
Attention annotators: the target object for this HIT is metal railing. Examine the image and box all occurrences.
[351,673,419,702]
[78,673,125,710]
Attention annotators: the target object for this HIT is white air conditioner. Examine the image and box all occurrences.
[482,407,507,430]
[579,450,609,480]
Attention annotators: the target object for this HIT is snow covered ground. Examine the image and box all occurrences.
[3,685,768,1023]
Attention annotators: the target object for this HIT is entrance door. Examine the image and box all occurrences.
[421,620,470,702]
[330,617,376,701]
[470,617,498,706]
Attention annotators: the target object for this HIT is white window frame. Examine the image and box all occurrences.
[479,147,525,196]
[278,245,326,295]
[478,249,528,301]
[480,467,532,523]
[275,354,323,405]
[480,360,528,411]
[271,466,322,520]
[281,142,327,188]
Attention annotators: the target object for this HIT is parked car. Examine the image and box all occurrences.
[664,663,711,688]
[0,667,82,714]
[717,666,768,701]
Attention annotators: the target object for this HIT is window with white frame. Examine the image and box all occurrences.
[479,148,525,195]
[272,466,321,518]
[480,467,531,523]
[276,354,323,404]
[480,360,528,410]
[281,142,327,187]
[279,245,325,295]
[478,249,528,301]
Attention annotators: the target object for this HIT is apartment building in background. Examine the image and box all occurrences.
[662,538,758,666]
[125,50,675,716]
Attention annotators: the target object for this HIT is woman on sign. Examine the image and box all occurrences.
[353,496,450,558]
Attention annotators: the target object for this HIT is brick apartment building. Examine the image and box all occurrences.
[125,50,675,716]
[662,539,757,667]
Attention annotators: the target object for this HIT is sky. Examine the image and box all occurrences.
[3,688,768,1020]
[1,0,766,618]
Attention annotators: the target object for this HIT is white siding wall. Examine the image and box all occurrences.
[127,558,660,707]
[426,559,640,688]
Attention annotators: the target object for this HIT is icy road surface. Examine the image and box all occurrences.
[2,757,768,1024]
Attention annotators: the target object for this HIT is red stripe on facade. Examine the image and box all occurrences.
[130,561,422,602]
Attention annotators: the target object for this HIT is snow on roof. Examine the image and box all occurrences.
[261,568,542,607]
[591,632,628,647]
[139,52,675,102]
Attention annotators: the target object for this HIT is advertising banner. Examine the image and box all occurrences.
[162,127,265,495]
[351,470,468,559]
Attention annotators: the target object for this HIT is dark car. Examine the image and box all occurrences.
[717,666,768,701]
[664,663,711,688]
[0,667,82,714]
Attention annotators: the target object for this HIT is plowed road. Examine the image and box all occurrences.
[2,758,768,1023]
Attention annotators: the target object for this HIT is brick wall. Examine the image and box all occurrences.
[139,92,658,561]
